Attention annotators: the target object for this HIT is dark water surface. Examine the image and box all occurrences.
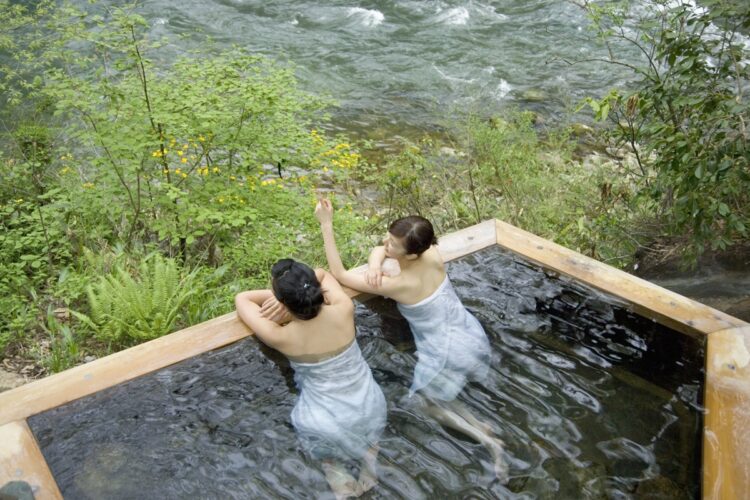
[29,246,704,498]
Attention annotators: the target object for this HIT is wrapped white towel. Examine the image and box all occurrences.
[290,341,386,460]
[398,275,490,401]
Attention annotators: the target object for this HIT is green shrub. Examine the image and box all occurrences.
[74,254,199,348]
[39,310,81,373]
[578,0,750,259]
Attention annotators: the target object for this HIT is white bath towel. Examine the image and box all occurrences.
[398,275,491,401]
[290,340,386,460]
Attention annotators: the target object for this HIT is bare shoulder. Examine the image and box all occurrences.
[316,268,354,309]
[424,245,445,268]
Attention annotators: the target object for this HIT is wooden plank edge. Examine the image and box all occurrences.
[0,419,62,499]
[703,326,750,500]
[344,219,498,301]
[0,312,251,426]
[494,219,747,337]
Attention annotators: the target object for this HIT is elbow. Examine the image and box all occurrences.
[234,291,251,309]
[330,267,346,280]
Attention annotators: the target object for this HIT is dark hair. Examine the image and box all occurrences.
[271,259,324,320]
[388,216,437,256]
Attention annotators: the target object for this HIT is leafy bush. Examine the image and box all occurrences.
[577,0,750,258]
[350,112,643,266]
[74,254,198,348]
[39,311,81,373]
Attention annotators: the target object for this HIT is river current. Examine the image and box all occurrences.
[85,0,640,132]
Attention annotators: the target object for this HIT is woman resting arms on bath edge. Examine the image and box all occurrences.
[314,198,507,481]
[235,259,386,499]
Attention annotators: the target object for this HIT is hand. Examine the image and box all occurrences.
[260,296,292,324]
[365,267,383,288]
[315,197,334,225]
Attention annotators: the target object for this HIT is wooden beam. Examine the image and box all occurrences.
[437,219,497,262]
[343,219,497,299]
[0,313,250,426]
[494,219,746,337]
[0,420,62,499]
[703,326,750,499]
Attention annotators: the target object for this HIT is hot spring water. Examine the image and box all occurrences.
[29,246,704,498]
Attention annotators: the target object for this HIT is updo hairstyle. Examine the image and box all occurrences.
[388,215,438,256]
[271,259,324,320]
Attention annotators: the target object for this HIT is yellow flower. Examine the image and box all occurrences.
[163,169,169,175]
[181,173,188,179]
[181,157,188,163]
[82,182,94,189]
[151,150,162,158]
[323,166,329,172]
[229,175,236,181]
[198,135,205,142]
[212,167,219,173]
[177,151,183,156]
[175,168,182,174]
[218,197,224,203]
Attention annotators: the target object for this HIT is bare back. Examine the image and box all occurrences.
[383,245,447,305]
[279,272,356,363]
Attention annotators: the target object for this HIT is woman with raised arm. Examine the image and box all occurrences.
[315,198,506,481]
[235,259,386,499]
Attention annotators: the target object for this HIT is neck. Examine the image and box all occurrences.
[397,255,418,268]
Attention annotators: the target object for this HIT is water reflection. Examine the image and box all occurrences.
[29,247,704,498]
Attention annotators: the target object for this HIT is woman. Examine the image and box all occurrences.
[314,198,506,480]
[235,259,386,499]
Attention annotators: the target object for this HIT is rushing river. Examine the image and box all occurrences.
[77,0,641,133]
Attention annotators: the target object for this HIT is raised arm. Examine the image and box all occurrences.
[235,290,290,351]
[315,198,405,298]
[315,199,347,279]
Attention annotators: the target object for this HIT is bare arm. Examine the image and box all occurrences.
[319,220,348,279]
[365,246,387,287]
[368,246,386,269]
[235,290,290,351]
[315,268,354,310]
[315,199,406,298]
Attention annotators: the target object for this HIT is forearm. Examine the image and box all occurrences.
[319,222,347,279]
[367,246,387,270]
[235,290,272,326]
[237,289,274,306]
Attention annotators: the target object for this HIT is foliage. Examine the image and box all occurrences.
[576,0,750,258]
[39,5,332,260]
[353,112,644,266]
[0,1,372,369]
[39,310,81,373]
[73,254,198,348]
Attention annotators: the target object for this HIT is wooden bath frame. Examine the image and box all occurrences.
[1,219,747,499]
